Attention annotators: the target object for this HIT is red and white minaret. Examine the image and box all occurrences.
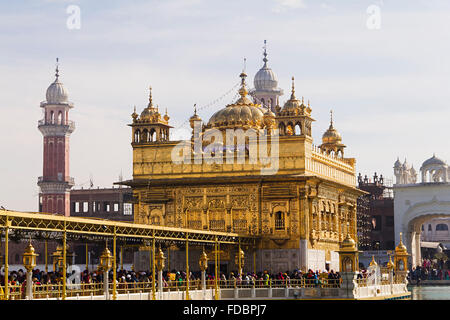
[37,59,75,216]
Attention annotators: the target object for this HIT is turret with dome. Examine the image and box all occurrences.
[130,86,172,144]
[394,154,449,184]
[319,110,346,157]
[249,40,284,112]
[37,58,75,216]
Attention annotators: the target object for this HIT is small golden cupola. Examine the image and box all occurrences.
[205,72,266,131]
[337,233,359,272]
[130,86,172,144]
[189,104,202,129]
[280,77,302,116]
[276,77,314,136]
[319,110,346,156]
[395,232,408,254]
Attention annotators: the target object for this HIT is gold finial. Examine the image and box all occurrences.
[308,100,310,107]
[369,255,378,267]
[330,110,334,127]
[290,76,296,99]
[194,103,197,115]
[238,71,248,98]
[302,96,304,104]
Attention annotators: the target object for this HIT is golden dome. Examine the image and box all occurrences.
[163,108,170,122]
[140,87,160,119]
[281,77,303,114]
[386,255,394,269]
[340,233,357,252]
[322,111,342,144]
[395,232,408,254]
[25,242,36,255]
[207,72,265,130]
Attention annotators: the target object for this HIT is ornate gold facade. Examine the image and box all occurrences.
[122,69,364,272]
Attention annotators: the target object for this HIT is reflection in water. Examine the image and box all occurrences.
[409,285,450,300]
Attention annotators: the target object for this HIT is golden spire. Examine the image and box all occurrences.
[290,76,296,99]
[395,232,407,253]
[387,254,394,269]
[330,110,334,128]
[369,255,378,267]
[238,70,249,98]
[131,105,138,121]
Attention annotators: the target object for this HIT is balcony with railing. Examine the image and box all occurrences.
[275,218,285,230]
[232,219,247,233]
[38,176,75,186]
[38,119,76,131]
[188,220,203,230]
[209,220,225,232]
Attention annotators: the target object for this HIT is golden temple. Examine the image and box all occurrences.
[121,53,365,273]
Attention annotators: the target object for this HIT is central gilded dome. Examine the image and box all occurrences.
[207,72,265,130]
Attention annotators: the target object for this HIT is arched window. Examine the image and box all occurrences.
[150,129,156,142]
[279,122,286,135]
[58,111,63,124]
[50,111,55,124]
[275,211,285,230]
[142,129,148,143]
[134,130,141,143]
[342,257,353,272]
[428,224,432,231]
[436,224,449,231]
[294,123,301,135]
[150,216,161,225]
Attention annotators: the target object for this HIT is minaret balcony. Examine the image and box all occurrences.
[38,119,75,135]
[38,176,75,186]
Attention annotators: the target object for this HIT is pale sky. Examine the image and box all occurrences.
[1,0,450,211]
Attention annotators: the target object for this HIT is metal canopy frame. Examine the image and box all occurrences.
[0,210,256,245]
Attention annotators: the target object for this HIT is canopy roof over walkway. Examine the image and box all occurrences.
[0,209,257,246]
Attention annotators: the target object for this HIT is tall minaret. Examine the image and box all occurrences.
[250,40,283,112]
[37,59,75,216]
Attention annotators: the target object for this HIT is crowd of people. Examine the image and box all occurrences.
[409,258,450,283]
[0,267,344,289]
[3,259,449,294]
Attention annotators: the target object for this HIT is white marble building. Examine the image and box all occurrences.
[393,154,450,267]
